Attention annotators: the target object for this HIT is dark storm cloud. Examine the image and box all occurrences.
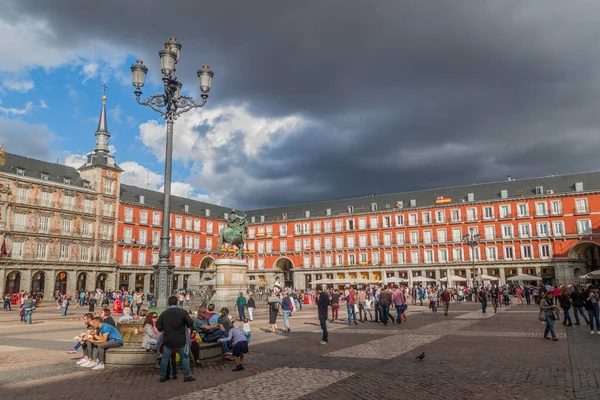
[6,0,600,208]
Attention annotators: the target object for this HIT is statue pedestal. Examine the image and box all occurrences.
[212,258,247,312]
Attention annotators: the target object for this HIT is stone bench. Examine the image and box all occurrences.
[105,342,222,366]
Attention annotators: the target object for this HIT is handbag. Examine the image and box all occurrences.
[537,310,546,321]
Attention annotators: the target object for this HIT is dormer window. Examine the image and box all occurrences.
[139,195,145,204]
[41,173,49,181]
[63,177,71,185]
[16,168,24,176]
[83,181,90,189]
[184,204,189,213]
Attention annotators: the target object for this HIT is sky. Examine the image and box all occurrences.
[2,1,600,210]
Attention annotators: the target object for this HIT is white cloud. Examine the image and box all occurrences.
[64,153,88,169]
[39,100,48,109]
[0,118,54,160]
[0,101,33,116]
[160,182,196,198]
[108,145,117,154]
[109,104,123,123]
[120,161,162,190]
[0,17,131,74]
[138,104,306,206]
[81,62,99,83]
[2,78,34,92]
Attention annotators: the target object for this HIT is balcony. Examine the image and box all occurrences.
[574,207,590,215]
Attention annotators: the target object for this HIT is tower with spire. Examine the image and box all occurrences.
[79,94,123,176]
[78,94,123,275]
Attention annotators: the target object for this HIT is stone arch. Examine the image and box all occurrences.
[77,272,88,292]
[573,267,583,278]
[200,256,215,271]
[568,241,600,268]
[273,257,295,288]
[96,273,108,291]
[55,271,69,295]
[31,271,46,293]
[4,270,21,294]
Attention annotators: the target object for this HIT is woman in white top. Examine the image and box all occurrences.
[429,291,438,315]
[364,295,374,322]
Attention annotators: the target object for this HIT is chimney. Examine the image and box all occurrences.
[507,175,511,181]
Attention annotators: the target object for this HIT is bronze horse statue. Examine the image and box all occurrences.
[218,226,245,259]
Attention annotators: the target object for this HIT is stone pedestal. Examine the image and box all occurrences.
[212,258,247,311]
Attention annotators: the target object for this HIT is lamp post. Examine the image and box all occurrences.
[130,37,214,308]
[463,227,481,292]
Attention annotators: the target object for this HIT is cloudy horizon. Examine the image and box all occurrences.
[2,1,600,209]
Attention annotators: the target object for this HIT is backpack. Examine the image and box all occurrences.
[271,301,280,312]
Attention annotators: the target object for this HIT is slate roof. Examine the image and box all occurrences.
[0,152,91,189]
[120,184,232,219]
[244,171,600,222]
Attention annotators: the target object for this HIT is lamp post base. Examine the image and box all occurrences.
[153,262,175,309]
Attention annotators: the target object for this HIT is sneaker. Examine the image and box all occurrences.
[82,361,96,368]
[591,331,595,335]
[233,365,244,372]
[319,340,328,345]
[67,348,77,354]
[91,364,105,370]
[183,376,196,382]
[76,358,88,365]
[223,355,234,361]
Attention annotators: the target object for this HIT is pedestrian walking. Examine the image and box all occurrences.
[235,292,247,321]
[379,286,393,326]
[478,288,488,313]
[156,296,196,382]
[540,292,559,341]
[316,286,330,345]
[441,288,451,316]
[584,287,599,334]
[570,286,589,325]
[247,295,255,321]
[559,286,573,327]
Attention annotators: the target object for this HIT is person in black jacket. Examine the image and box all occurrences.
[571,286,590,325]
[156,296,196,383]
[316,286,330,345]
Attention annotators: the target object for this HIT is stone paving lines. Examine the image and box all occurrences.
[169,367,354,400]
[324,333,443,360]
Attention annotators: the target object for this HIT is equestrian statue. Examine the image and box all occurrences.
[218,209,248,259]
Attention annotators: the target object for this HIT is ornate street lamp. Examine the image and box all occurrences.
[130,37,214,308]
[463,227,481,291]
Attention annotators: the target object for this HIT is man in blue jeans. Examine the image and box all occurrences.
[346,288,358,325]
[157,296,196,382]
[478,287,488,313]
[194,307,232,360]
[379,286,393,326]
[236,293,247,321]
[21,296,34,324]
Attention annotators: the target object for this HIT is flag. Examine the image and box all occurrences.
[1,238,7,257]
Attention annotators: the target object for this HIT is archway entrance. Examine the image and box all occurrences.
[569,241,600,269]
[4,271,21,294]
[96,273,107,291]
[274,258,294,288]
[77,272,87,292]
[31,271,45,293]
[55,271,68,295]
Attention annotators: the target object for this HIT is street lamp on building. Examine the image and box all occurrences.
[130,37,214,308]
[463,227,481,290]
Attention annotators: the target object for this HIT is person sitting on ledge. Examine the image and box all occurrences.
[101,308,116,327]
[85,316,123,370]
[193,307,232,361]
[119,307,134,323]
[206,304,218,323]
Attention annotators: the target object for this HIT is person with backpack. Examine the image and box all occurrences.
[267,291,281,333]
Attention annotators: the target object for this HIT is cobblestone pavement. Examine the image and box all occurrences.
[0,300,598,399]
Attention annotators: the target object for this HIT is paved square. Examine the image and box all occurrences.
[0,301,598,399]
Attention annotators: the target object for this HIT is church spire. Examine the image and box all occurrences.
[94,93,111,154]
